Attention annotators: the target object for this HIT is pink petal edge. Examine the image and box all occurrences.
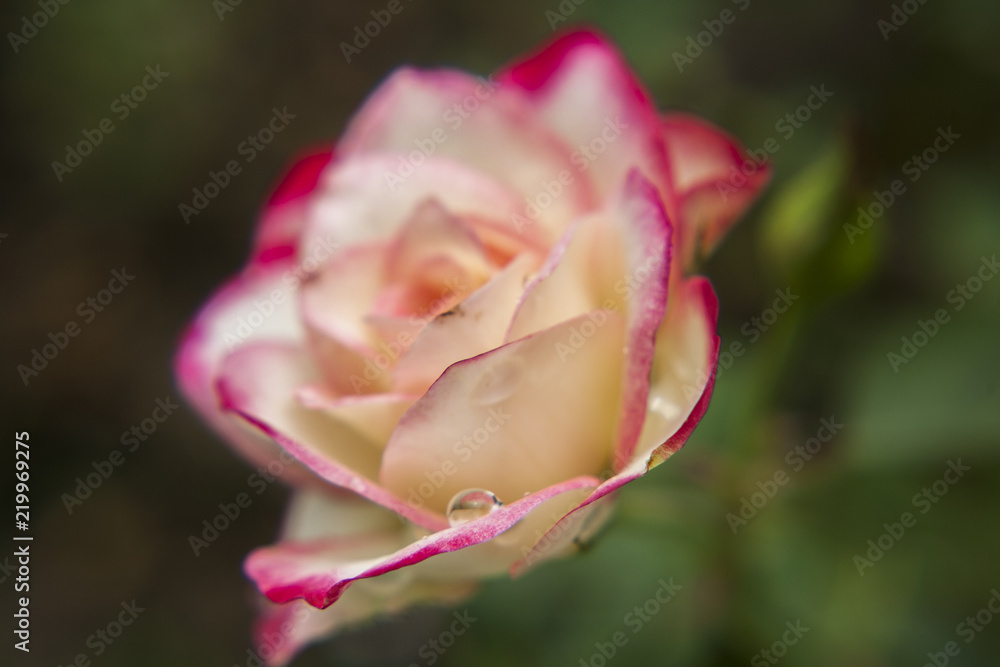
[253,148,335,266]
[245,475,601,609]
[610,171,673,471]
[512,278,719,575]
[219,387,451,533]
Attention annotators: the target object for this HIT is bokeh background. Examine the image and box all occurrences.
[2,0,999,665]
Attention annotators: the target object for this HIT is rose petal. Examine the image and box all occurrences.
[249,489,477,666]
[391,253,538,395]
[295,387,416,448]
[253,149,335,267]
[498,29,673,204]
[606,173,673,470]
[338,69,594,241]
[638,276,720,463]
[175,260,312,478]
[379,311,625,513]
[503,213,607,343]
[253,573,479,667]
[386,199,493,286]
[368,200,493,321]
[301,154,549,256]
[216,342,448,531]
[279,488,403,542]
[504,172,673,470]
[245,475,599,609]
[218,344,382,474]
[301,243,384,347]
[510,493,617,578]
[513,278,720,564]
[252,598,359,667]
[661,113,770,263]
[299,243,391,394]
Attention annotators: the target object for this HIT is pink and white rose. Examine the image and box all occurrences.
[176,29,767,664]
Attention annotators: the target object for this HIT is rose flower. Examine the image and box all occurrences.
[176,28,767,664]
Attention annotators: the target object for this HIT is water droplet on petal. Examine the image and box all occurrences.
[446,489,502,527]
[470,357,525,406]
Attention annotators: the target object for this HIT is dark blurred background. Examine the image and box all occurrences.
[2,0,998,665]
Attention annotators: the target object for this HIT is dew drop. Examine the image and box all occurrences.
[446,489,503,526]
[470,357,525,406]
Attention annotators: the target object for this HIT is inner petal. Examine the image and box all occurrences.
[391,253,540,396]
[378,311,625,514]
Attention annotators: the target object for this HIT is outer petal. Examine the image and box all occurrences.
[216,342,449,531]
[379,312,625,513]
[175,260,310,478]
[497,29,674,206]
[606,174,672,470]
[280,488,404,541]
[252,149,335,266]
[510,493,617,578]
[638,277,720,461]
[252,598,363,667]
[218,344,383,473]
[301,154,549,257]
[337,68,594,241]
[175,151,332,476]
[245,476,600,609]
[249,490,475,666]
[513,278,719,570]
[252,579,477,667]
[660,114,770,264]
